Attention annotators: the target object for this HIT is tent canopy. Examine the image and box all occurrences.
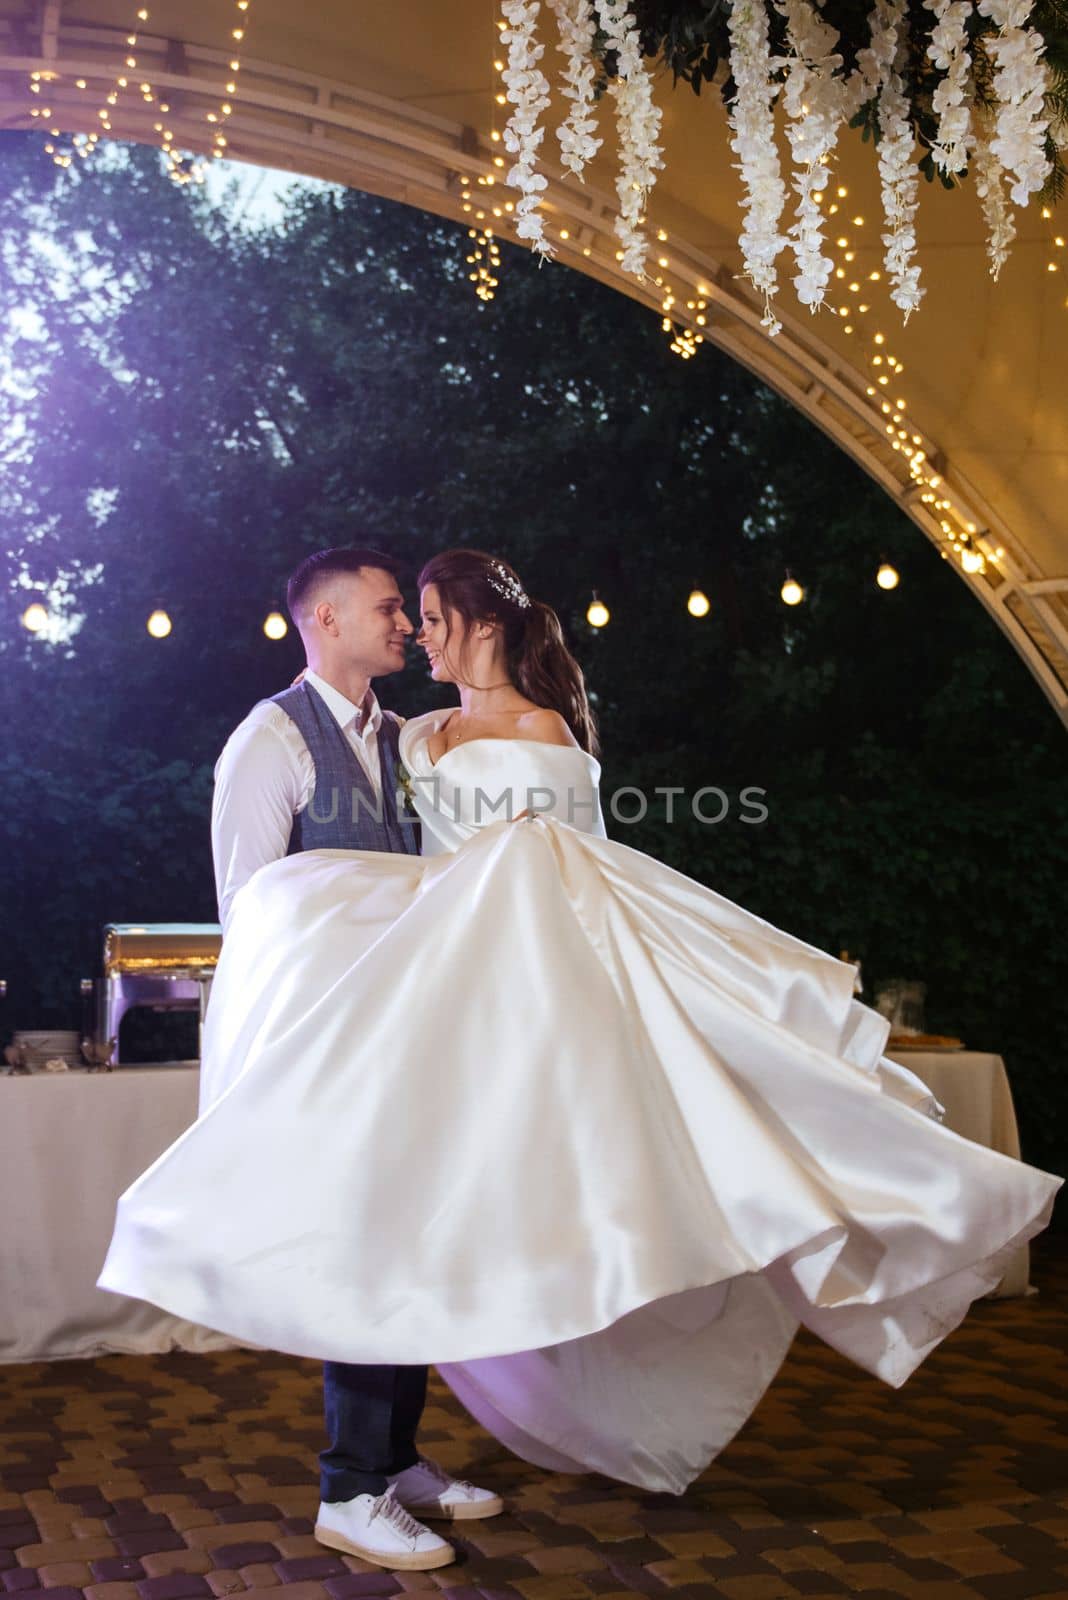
[3,0,1066,721]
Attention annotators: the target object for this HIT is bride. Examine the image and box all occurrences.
[99,547,1061,1496]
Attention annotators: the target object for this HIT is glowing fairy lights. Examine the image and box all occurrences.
[28,0,250,185]
[468,227,502,300]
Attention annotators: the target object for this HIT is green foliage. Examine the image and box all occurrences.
[628,0,1067,204]
[0,137,1065,1194]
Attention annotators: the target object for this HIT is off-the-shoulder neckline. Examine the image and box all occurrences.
[422,736,598,773]
[401,712,598,774]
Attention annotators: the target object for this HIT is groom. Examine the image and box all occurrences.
[211,545,502,1573]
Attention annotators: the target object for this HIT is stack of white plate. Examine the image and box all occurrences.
[11,1031,83,1071]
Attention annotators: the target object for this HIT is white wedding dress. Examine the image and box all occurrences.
[99,710,1061,1493]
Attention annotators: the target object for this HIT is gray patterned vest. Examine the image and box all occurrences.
[270,681,417,857]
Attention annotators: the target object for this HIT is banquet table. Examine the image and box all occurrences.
[0,1066,233,1364]
[1,1050,1033,1364]
[885,1048,1031,1298]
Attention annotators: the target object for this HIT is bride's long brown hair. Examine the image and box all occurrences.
[417,549,599,757]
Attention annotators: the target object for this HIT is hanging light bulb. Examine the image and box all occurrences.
[780,575,804,607]
[586,593,610,629]
[876,561,900,590]
[147,608,172,638]
[21,602,49,633]
[960,540,984,574]
[687,588,711,618]
[263,611,288,640]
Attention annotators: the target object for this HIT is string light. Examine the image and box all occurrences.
[660,241,710,360]
[1040,207,1067,287]
[21,603,49,633]
[172,0,250,180]
[30,3,153,171]
[457,23,509,300]
[960,539,985,574]
[816,214,878,362]
[263,611,288,640]
[147,609,172,638]
[28,0,249,184]
[586,593,610,628]
[687,588,711,617]
[26,5,1038,608]
[876,561,900,590]
[467,227,501,301]
[481,35,695,351]
[468,18,1010,585]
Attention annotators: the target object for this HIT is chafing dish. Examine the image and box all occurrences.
[92,923,222,1064]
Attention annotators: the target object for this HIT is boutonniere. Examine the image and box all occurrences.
[396,761,417,812]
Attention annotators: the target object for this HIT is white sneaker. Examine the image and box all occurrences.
[314,1485,456,1570]
[388,1454,505,1521]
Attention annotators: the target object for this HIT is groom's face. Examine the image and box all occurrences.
[323,566,414,677]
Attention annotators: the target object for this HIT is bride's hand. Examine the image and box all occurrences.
[291,668,307,687]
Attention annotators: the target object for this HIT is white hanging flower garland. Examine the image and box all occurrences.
[777,0,848,311]
[869,0,925,317]
[491,0,1056,334]
[925,0,974,173]
[548,0,603,179]
[500,0,555,258]
[726,0,789,332]
[971,107,1018,275]
[976,0,1052,206]
[593,0,665,279]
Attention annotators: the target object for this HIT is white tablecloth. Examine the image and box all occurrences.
[886,1049,1030,1297]
[0,1066,233,1364]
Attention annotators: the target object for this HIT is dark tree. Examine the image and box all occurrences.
[1,135,1065,1182]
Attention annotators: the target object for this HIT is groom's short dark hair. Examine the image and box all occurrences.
[286,546,402,623]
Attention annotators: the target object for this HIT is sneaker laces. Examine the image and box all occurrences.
[416,1454,476,1494]
[371,1486,429,1545]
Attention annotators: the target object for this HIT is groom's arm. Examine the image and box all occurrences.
[212,715,303,934]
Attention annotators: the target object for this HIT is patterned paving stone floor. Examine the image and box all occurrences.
[2,1236,1067,1600]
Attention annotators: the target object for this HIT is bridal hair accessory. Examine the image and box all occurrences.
[487,560,532,609]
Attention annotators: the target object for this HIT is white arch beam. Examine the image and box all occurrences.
[2,12,1066,722]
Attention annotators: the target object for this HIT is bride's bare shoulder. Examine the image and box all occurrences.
[515,707,580,749]
[398,709,446,752]
[402,708,448,733]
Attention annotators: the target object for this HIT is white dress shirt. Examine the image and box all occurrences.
[212,670,398,932]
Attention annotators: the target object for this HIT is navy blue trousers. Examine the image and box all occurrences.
[319,1361,429,1501]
